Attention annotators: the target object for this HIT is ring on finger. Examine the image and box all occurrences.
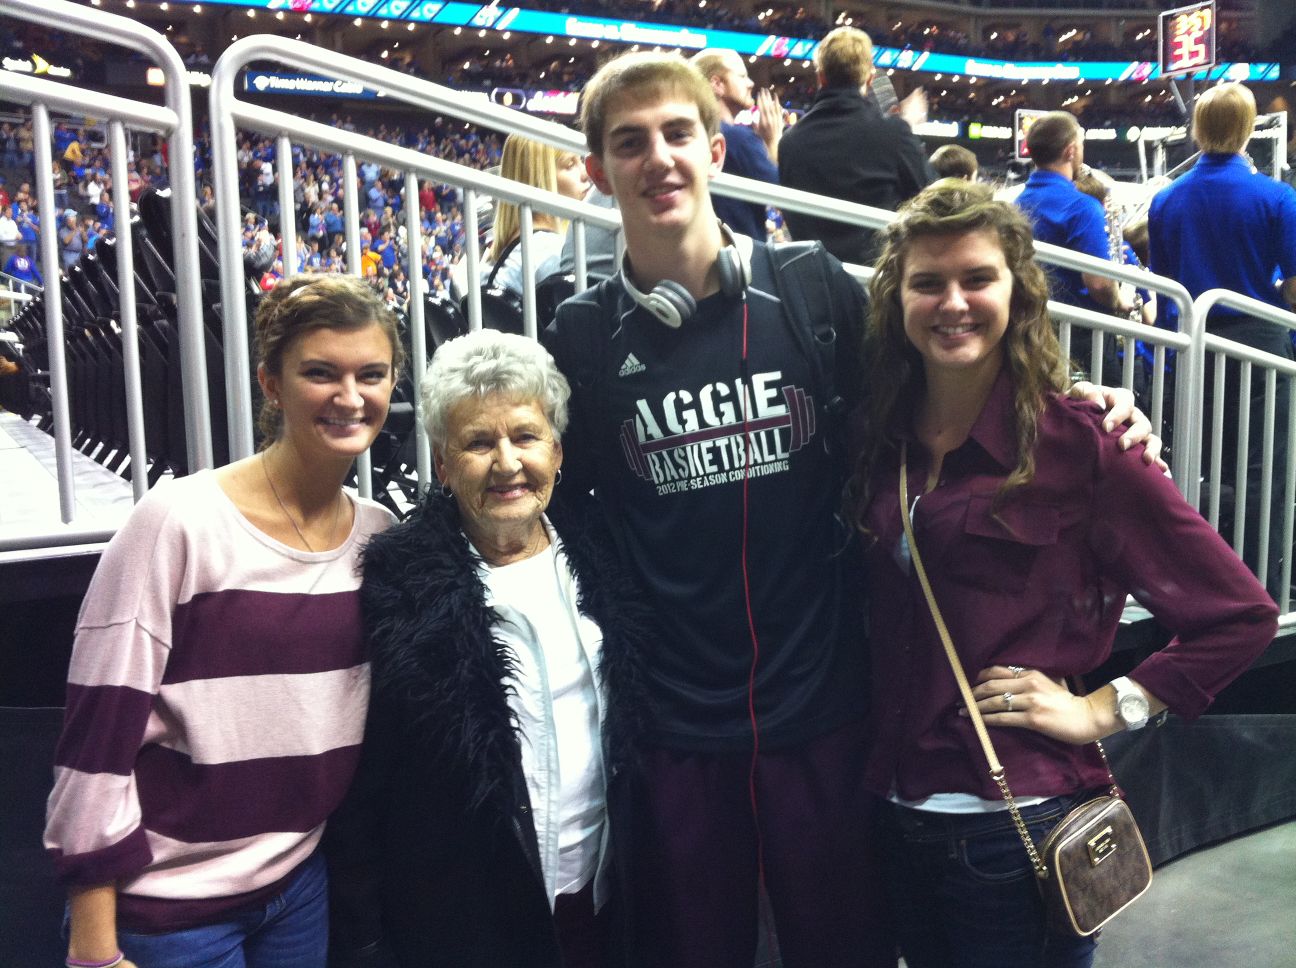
[1008,665,1025,678]
[1002,691,1014,712]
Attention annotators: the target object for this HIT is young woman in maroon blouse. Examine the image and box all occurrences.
[848,179,1277,968]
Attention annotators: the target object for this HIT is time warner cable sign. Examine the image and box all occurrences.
[243,70,382,98]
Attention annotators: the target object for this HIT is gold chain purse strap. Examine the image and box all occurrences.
[896,441,1120,879]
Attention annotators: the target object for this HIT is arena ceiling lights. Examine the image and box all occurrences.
[186,0,1279,83]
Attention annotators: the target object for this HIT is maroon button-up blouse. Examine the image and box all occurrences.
[862,370,1278,802]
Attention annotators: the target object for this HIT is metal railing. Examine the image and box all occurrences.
[735,176,1203,498]
[0,0,212,531]
[1191,290,1296,615]
[0,272,42,297]
[4,23,1294,627]
[209,36,614,495]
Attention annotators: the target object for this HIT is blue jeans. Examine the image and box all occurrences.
[876,792,1099,968]
[117,851,328,968]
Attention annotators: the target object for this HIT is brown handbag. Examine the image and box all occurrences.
[898,442,1153,938]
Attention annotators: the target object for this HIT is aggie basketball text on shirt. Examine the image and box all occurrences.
[544,238,868,753]
[620,368,808,494]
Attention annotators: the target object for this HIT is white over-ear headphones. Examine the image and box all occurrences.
[621,223,754,328]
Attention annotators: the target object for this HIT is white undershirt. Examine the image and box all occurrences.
[890,791,1049,813]
[479,518,608,904]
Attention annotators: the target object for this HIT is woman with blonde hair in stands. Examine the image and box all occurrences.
[486,133,590,297]
[46,275,402,968]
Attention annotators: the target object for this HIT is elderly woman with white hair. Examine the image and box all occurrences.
[326,330,654,968]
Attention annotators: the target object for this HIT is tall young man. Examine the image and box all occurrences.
[544,52,891,968]
[545,50,1152,968]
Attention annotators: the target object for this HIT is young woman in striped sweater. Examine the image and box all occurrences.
[45,275,402,968]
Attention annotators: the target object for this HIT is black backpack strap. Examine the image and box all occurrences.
[485,236,522,289]
[764,240,843,425]
[541,279,625,504]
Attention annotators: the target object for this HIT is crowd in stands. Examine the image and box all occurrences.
[1,103,507,318]
[1,2,1290,317]
[210,117,504,314]
[1,119,125,286]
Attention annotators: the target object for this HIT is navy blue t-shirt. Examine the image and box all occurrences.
[713,122,777,241]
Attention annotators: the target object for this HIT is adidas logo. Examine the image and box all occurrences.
[618,353,647,377]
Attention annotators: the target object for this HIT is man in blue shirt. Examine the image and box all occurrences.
[4,243,42,286]
[373,227,397,271]
[323,202,344,246]
[1149,82,1296,599]
[691,48,780,241]
[15,202,38,246]
[1015,111,1130,380]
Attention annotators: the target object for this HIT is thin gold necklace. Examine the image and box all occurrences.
[261,451,342,553]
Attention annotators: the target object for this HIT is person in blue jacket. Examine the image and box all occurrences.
[1149,81,1296,601]
[4,242,42,286]
[692,47,782,241]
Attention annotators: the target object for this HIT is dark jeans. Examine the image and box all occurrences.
[1204,315,1293,601]
[877,792,1099,968]
[630,719,893,968]
[554,881,607,968]
[116,851,328,968]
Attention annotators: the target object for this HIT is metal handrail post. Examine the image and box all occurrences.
[519,204,537,340]
[404,170,432,494]
[341,153,373,499]
[1178,299,1204,509]
[31,104,74,522]
[277,135,297,279]
[463,188,482,332]
[3,0,213,471]
[209,72,254,459]
[571,221,588,293]
[110,120,149,502]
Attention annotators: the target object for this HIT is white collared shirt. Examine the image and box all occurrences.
[478,517,610,907]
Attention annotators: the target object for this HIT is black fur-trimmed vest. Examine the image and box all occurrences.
[326,490,655,968]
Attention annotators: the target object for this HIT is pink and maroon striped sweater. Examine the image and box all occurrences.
[44,471,394,932]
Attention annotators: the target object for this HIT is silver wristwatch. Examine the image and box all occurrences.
[1111,676,1150,731]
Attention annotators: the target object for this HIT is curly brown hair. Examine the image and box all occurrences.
[847,179,1068,531]
[253,274,405,443]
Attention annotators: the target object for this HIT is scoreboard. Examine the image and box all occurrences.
[1159,1,1216,78]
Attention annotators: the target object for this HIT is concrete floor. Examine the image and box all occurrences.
[880,821,1296,968]
[1095,820,1296,967]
